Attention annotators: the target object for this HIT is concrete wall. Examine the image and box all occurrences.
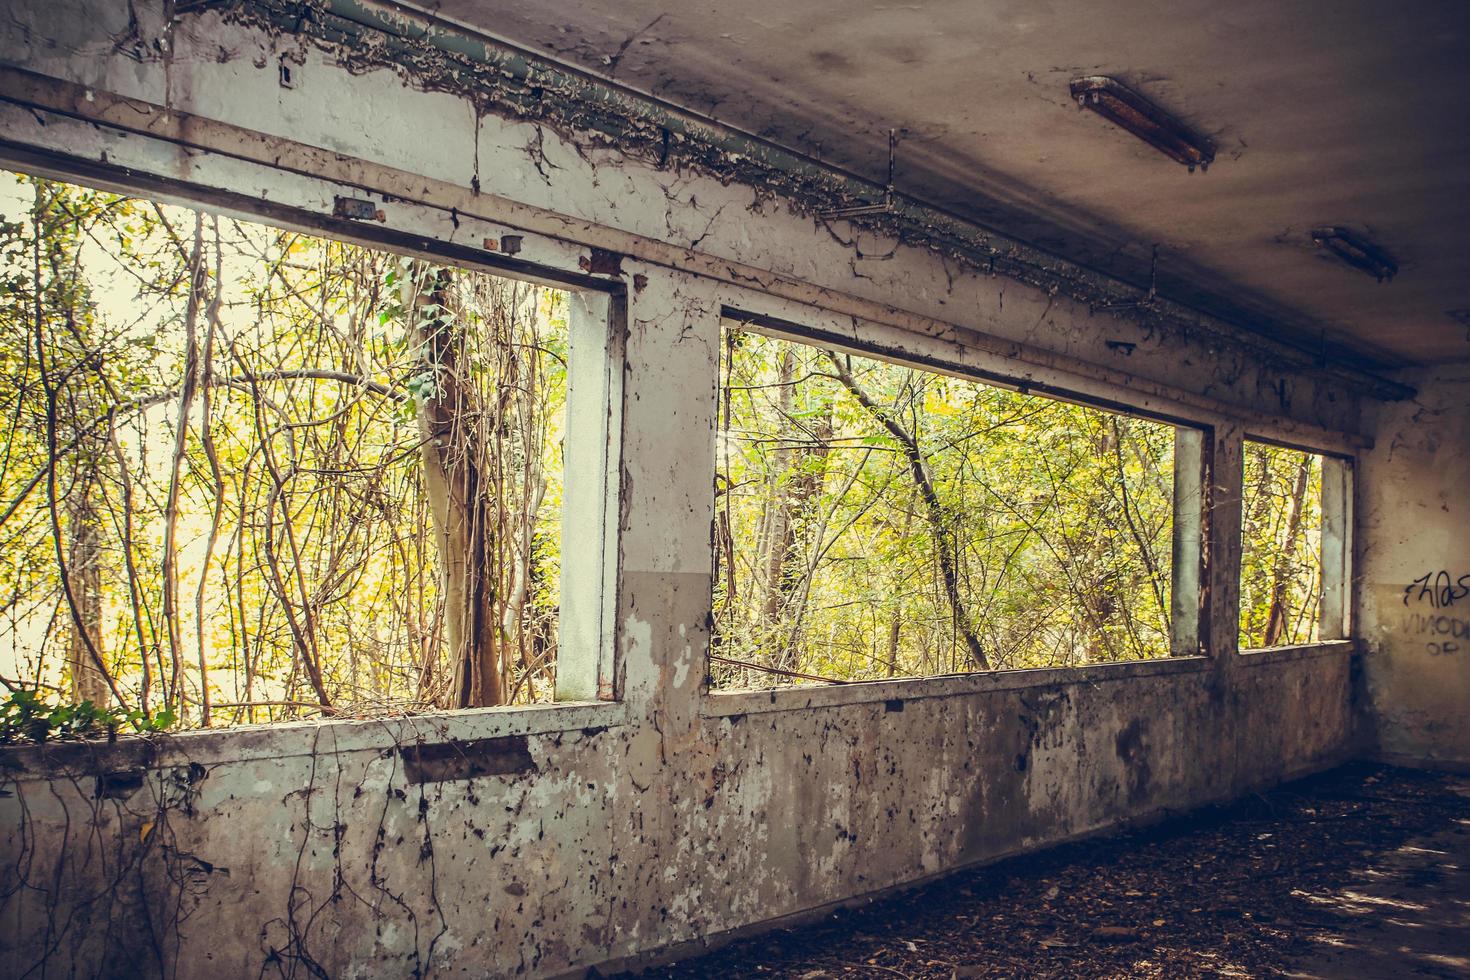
[0,2,1370,976]
[1358,367,1470,767]
[1,649,1354,979]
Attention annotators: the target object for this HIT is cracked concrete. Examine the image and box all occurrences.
[0,2,1456,977]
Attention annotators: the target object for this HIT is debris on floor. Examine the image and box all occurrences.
[631,763,1470,978]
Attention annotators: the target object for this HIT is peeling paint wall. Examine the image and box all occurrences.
[1358,367,1470,768]
[0,2,1368,976]
[1,655,1355,978]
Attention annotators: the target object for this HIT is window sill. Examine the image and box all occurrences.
[0,699,627,776]
[1236,639,1356,666]
[703,656,1209,718]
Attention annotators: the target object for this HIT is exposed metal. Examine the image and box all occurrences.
[1311,227,1398,282]
[1095,243,1162,312]
[400,735,537,783]
[819,128,903,219]
[332,194,383,220]
[1070,76,1216,172]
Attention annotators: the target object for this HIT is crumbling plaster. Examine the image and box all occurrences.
[0,0,1386,435]
[0,2,1369,977]
[1358,367,1470,768]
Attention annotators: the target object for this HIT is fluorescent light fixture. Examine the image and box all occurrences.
[1070,75,1215,172]
[1310,227,1398,282]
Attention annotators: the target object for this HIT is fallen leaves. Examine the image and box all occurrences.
[634,764,1469,980]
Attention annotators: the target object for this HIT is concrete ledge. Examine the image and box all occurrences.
[1236,640,1356,667]
[0,700,628,777]
[702,656,1210,717]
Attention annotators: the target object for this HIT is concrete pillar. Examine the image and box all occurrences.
[1205,425,1245,660]
[1171,427,1205,656]
[556,289,623,701]
[1319,456,1352,640]
[609,269,722,722]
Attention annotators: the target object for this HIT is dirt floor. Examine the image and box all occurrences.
[623,763,1470,979]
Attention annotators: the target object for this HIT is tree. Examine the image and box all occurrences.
[404,260,503,708]
[823,350,990,671]
[0,168,571,726]
[1240,442,1321,649]
[712,326,1177,688]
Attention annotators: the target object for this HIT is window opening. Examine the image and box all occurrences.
[0,169,613,732]
[711,322,1201,690]
[1239,441,1347,649]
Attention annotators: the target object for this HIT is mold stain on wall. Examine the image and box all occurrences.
[0,1,1381,976]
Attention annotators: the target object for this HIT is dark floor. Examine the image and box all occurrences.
[628,763,1470,979]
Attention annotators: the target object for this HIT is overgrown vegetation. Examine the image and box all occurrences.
[0,169,1329,722]
[0,688,175,744]
[0,171,568,728]
[712,330,1328,688]
[1239,441,1323,649]
[713,328,1180,687]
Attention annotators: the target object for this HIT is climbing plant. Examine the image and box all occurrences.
[0,170,569,728]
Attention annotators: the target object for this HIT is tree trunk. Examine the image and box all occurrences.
[65,479,109,707]
[160,213,204,717]
[825,351,991,670]
[759,347,798,626]
[885,488,918,677]
[30,179,118,709]
[1264,456,1312,646]
[406,261,504,708]
[756,349,835,669]
[774,402,832,667]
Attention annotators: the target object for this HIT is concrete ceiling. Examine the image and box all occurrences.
[438,0,1470,368]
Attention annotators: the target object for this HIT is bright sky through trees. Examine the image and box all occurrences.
[0,169,1325,732]
[0,171,568,727]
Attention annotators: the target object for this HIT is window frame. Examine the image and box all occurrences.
[707,305,1213,695]
[1237,435,1354,652]
[0,147,629,717]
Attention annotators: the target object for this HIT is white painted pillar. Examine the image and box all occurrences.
[1171,427,1205,656]
[1319,456,1353,639]
[555,290,623,701]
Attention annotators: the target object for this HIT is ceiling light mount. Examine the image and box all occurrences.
[1070,75,1215,173]
[1310,227,1397,282]
[1095,243,1161,311]
[820,128,903,220]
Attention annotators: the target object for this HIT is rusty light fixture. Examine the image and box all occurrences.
[1310,227,1397,282]
[1070,75,1214,172]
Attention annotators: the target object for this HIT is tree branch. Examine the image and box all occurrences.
[823,350,991,670]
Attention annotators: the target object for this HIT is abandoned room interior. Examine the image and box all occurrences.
[1,0,1467,976]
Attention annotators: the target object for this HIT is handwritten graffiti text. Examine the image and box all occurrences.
[1402,571,1470,609]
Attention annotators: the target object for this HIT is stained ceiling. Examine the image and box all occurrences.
[433,0,1470,368]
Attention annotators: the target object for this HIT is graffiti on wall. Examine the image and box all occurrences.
[1402,571,1470,655]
